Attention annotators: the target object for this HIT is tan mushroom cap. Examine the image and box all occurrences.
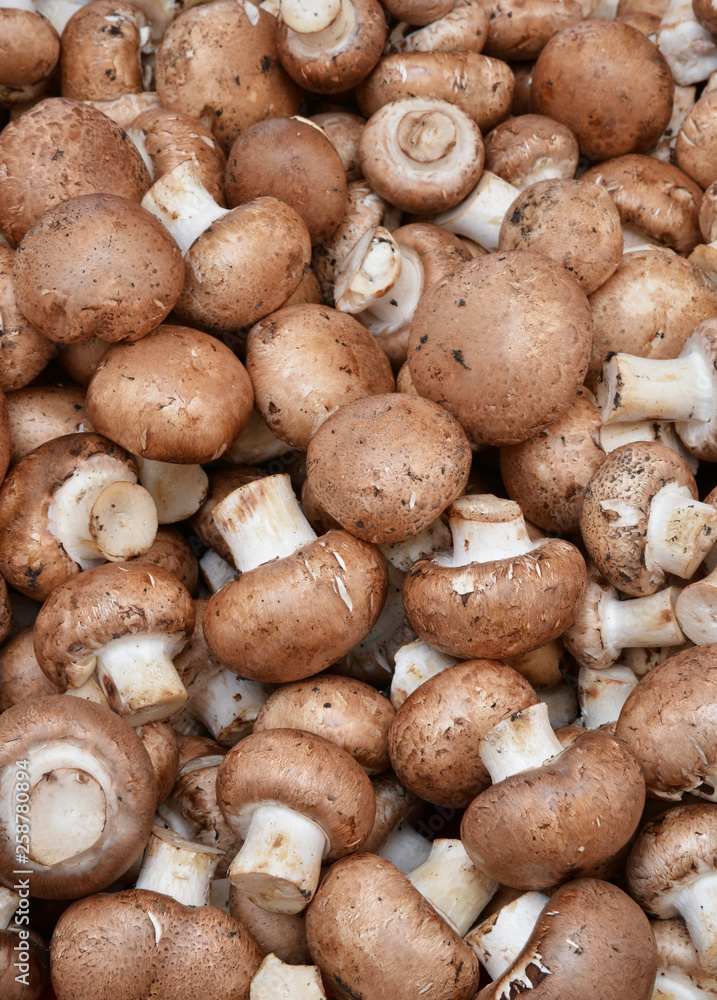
[225,117,348,245]
[50,885,263,998]
[381,0,455,26]
[0,924,48,1000]
[33,560,194,692]
[0,574,10,649]
[229,889,312,965]
[13,193,184,345]
[580,441,698,598]
[6,383,92,466]
[531,19,674,161]
[136,720,179,805]
[582,155,702,255]
[254,675,395,774]
[217,728,375,857]
[587,246,717,387]
[0,10,58,90]
[155,0,302,153]
[246,303,395,452]
[305,393,472,544]
[481,0,583,61]
[0,627,60,712]
[86,325,254,463]
[0,696,156,899]
[56,337,109,387]
[676,89,717,191]
[385,2,488,55]
[473,879,657,1000]
[305,853,481,1000]
[310,110,365,182]
[60,0,144,102]
[484,114,579,189]
[0,243,54,393]
[499,178,623,295]
[133,526,199,596]
[388,659,538,807]
[461,729,645,890]
[407,250,593,448]
[0,98,150,247]
[615,645,717,799]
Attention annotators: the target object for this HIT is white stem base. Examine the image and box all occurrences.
[189,668,271,745]
[228,804,328,914]
[96,633,188,726]
[675,869,717,973]
[390,639,457,708]
[431,171,519,251]
[598,420,699,474]
[646,483,717,579]
[465,891,549,980]
[135,826,222,906]
[379,822,432,874]
[578,664,639,730]
[597,352,713,425]
[480,702,563,784]
[408,839,497,936]
[141,159,229,255]
[250,953,326,1000]
[602,587,684,655]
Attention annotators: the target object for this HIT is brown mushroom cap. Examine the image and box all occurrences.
[305,393,472,544]
[0,696,156,898]
[56,337,109,387]
[0,243,54,393]
[407,250,593,448]
[305,852,481,1000]
[86,325,254,463]
[461,728,645,889]
[676,89,717,191]
[246,303,395,452]
[531,19,674,161]
[484,113,580,189]
[254,675,395,773]
[217,728,375,857]
[481,0,583,61]
[0,390,8,486]
[0,9,59,90]
[60,0,144,102]
[155,0,302,152]
[229,889,312,965]
[0,627,60,713]
[0,97,150,247]
[225,117,348,245]
[133,526,199,596]
[388,658,538,807]
[310,110,365,182]
[6,383,92,466]
[0,925,48,1000]
[615,645,717,799]
[581,155,702,255]
[136,720,179,805]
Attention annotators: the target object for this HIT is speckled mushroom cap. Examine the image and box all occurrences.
[461,728,645,890]
[615,645,717,799]
[481,0,583,60]
[6,383,92,466]
[305,393,472,544]
[0,432,139,601]
[225,117,348,245]
[0,98,150,247]
[0,9,59,90]
[484,114,580,189]
[675,89,717,191]
[246,303,395,452]
[306,852,481,1000]
[531,19,674,161]
[155,0,302,152]
[0,243,54,392]
[12,193,184,344]
[381,0,454,25]
[500,387,604,534]
[32,560,195,692]
[86,325,254,463]
[579,441,698,597]
[0,697,156,898]
[473,879,657,1000]
[60,0,145,102]
[217,728,375,857]
[586,246,717,387]
[0,924,48,1000]
[254,675,395,774]
[50,887,263,998]
[627,804,717,916]
[498,178,623,295]
[407,251,592,449]
[0,628,57,712]
[388,659,538,807]
[582,155,702,255]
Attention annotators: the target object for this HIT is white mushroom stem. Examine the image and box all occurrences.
[188,669,271,745]
[94,632,188,725]
[598,421,699,474]
[135,827,223,906]
[390,639,457,708]
[280,0,353,49]
[675,565,717,644]
[64,673,111,709]
[437,495,536,568]
[408,839,498,936]
[601,587,684,653]
[537,680,579,729]
[379,516,452,572]
[480,702,564,785]
[133,456,208,524]
[141,158,229,255]
[673,870,717,972]
[464,891,549,980]
[378,821,432,874]
[250,953,327,1000]
[621,225,661,252]
[653,966,717,998]
[596,349,717,425]
[156,800,200,841]
[212,474,317,573]
[333,226,403,317]
[431,172,520,251]
[688,243,717,290]
[228,804,329,914]
[645,482,717,579]
[225,410,292,466]
[657,0,717,85]
[578,664,639,729]
[0,887,20,931]
[199,549,238,593]
[651,84,697,162]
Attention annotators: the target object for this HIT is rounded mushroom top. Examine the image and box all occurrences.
[305,392,472,544]
[481,0,583,61]
[407,250,593,448]
[246,303,395,452]
[0,98,150,247]
[484,114,580,189]
[531,18,674,161]
[216,728,375,859]
[33,560,195,690]
[627,804,717,916]
[86,325,254,463]
[60,0,145,102]
[0,9,59,91]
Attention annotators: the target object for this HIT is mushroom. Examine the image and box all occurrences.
[577,663,640,730]
[483,113,580,190]
[188,465,264,563]
[133,526,199,595]
[60,0,146,102]
[465,889,550,982]
[216,728,375,913]
[0,696,156,898]
[389,637,458,708]
[229,889,312,965]
[0,885,49,1000]
[0,243,54,393]
[482,0,583,59]
[5,383,93,466]
[0,6,59,97]
[384,0,488,55]
[657,0,717,85]
[310,110,365,182]
[402,495,587,660]
[135,720,179,806]
[675,89,717,190]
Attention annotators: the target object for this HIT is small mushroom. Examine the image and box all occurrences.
[60,0,146,102]
[484,113,580,189]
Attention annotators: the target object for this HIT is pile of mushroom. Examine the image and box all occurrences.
[9,1,717,998]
